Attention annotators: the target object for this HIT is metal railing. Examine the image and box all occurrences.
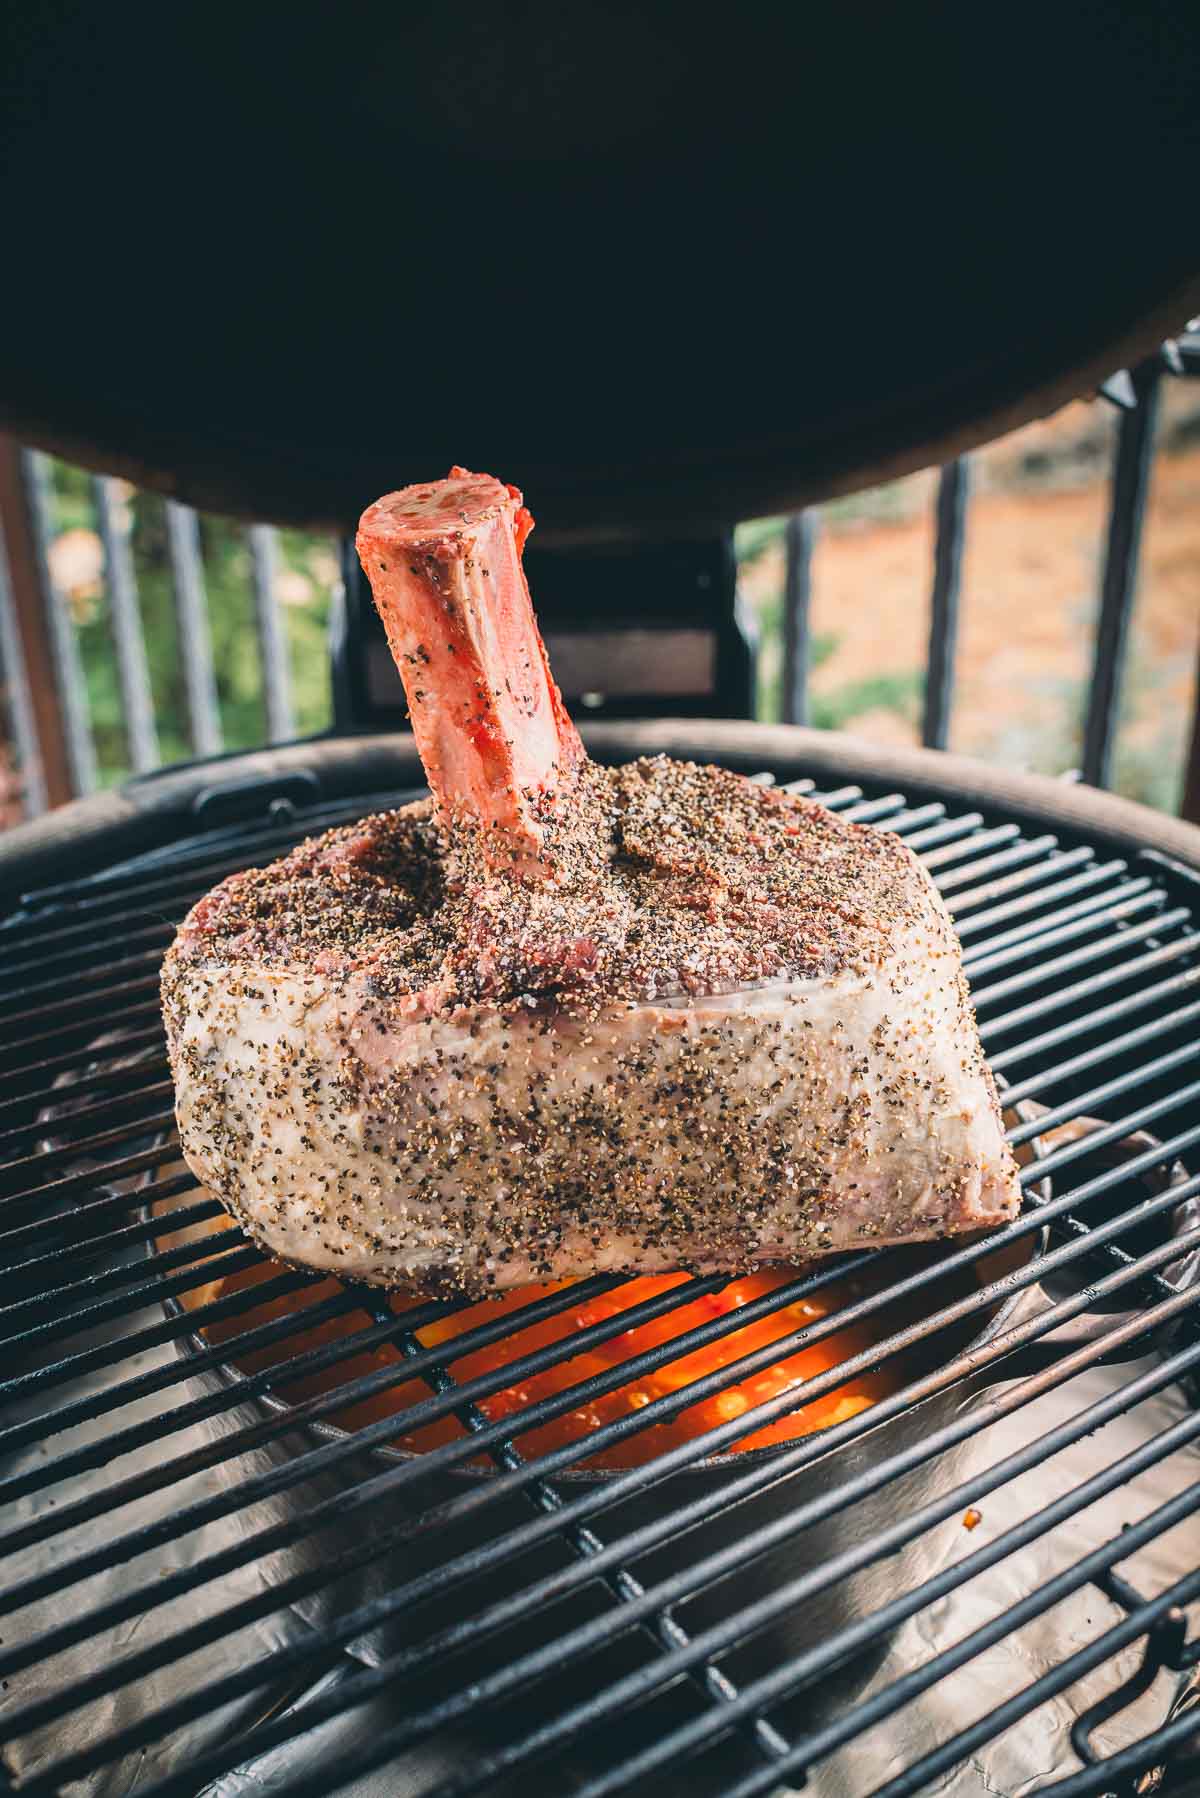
[0,441,316,815]
[1,330,1199,823]
[777,331,1200,816]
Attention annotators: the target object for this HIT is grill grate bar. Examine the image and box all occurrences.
[1001,996,1200,1106]
[8,1145,1194,1751]
[915,818,1010,864]
[0,1001,162,1070]
[0,1236,265,1356]
[13,1213,1200,1792]
[969,906,1192,1008]
[1,857,287,957]
[1006,1036,1199,1144]
[574,1501,1200,1798]
[0,1107,177,1185]
[2,974,162,1038]
[989,962,1200,1070]
[0,1285,453,1518]
[935,834,1063,894]
[846,1560,1199,1798]
[945,846,1099,913]
[980,933,1198,1039]
[14,786,419,900]
[0,920,174,988]
[806,784,862,807]
[2,1194,227,1283]
[955,861,1134,941]
[3,769,1200,1797]
[0,791,423,955]
[872,801,946,834]
[0,1024,165,1092]
[0,1167,196,1255]
[1020,1123,1200,1310]
[0,1294,405,1554]
[3,1285,779,1688]
[0,1137,176,1208]
[1,893,191,957]
[603,1465,1200,1798]
[0,1281,612,1505]
[113,1278,1200,1798]
[839,793,907,824]
[959,879,1155,969]
[0,1268,815,1616]
[1019,1083,1200,1183]
[0,1263,316,1423]
[1044,1710,1200,1798]
[381,1300,795,1772]
[966,894,1166,987]
[0,1076,175,1151]
[0,1050,171,1120]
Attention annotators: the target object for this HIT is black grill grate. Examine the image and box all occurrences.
[1,771,1199,1797]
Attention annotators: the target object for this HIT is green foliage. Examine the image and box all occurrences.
[821,478,922,529]
[35,473,1185,816]
[738,501,926,735]
[742,527,917,733]
[733,516,787,567]
[734,479,922,569]
[1105,642,1186,813]
[811,669,923,732]
[1111,736,1182,813]
[45,461,335,787]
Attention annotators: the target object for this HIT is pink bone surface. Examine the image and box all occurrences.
[356,468,583,877]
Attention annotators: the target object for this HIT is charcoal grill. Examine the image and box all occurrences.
[2,722,1200,1797]
[3,11,1200,1787]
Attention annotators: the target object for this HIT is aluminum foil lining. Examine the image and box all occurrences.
[4,1311,1197,1797]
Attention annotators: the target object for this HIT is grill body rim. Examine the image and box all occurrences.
[3,720,1199,898]
[4,726,1200,1797]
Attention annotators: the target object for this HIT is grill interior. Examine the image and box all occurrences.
[2,767,1199,1797]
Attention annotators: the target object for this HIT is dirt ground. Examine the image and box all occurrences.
[2,394,1197,822]
[741,396,1200,812]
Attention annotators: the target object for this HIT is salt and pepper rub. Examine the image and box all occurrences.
[163,470,1021,1294]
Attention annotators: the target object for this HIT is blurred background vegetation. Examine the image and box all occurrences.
[736,382,1200,815]
[39,464,337,773]
[2,383,1197,823]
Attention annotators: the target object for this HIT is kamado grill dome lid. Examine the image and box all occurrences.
[1,3,1199,542]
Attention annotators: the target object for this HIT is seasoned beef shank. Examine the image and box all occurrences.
[163,470,1020,1293]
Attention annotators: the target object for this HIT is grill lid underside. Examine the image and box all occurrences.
[3,6,1199,538]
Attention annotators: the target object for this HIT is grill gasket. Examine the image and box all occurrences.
[1,772,1198,1798]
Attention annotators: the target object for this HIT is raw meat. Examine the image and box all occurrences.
[163,470,1021,1292]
